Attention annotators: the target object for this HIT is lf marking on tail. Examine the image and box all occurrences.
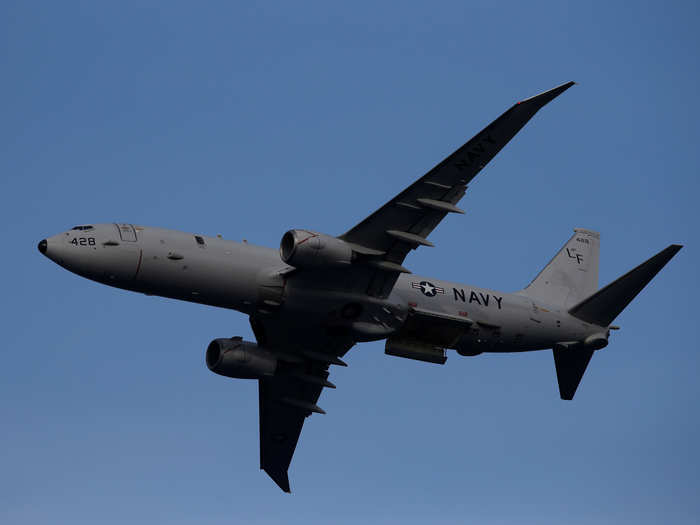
[566,248,583,264]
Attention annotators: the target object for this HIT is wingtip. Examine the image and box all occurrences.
[264,468,291,493]
[518,80,576,105]
[560,393,575,401]
[665,244,683,259]
[662,244,683,258]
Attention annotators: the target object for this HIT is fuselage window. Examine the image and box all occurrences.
[195,235,206,246]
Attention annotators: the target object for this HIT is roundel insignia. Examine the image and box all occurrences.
[420,281,437,296]
[411,280,445,297]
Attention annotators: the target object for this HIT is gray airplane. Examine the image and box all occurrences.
[38,81,681,492]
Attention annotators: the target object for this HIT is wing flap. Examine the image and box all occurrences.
[395,306,474,347]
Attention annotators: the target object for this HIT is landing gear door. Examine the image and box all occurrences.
[115,223,137,242]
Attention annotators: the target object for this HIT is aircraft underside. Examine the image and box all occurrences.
[38,81,681,492]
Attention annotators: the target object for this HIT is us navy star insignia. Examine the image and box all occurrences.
[411,281,445,297]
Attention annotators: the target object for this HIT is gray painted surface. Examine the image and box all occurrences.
[38,82,682,493]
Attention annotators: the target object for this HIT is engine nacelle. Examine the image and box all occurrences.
[280,229,354,268]
[205,337,277,379]
[583,333,608,350]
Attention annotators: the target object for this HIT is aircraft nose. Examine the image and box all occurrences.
[38,239,47,255]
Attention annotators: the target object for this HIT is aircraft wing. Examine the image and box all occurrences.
[340,81,575,297]
[250,315,355,492]
[258,372,327,492]
[250,82,576,490]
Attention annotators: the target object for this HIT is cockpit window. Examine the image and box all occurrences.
[71,225,94,231]
[194,235,206,246]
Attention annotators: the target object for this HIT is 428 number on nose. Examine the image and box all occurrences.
[71,237,96,246]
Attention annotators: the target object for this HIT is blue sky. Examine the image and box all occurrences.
[2,1,698,523]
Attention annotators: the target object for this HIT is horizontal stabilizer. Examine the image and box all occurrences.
[568,245,682,326]
[264,468,291,493]
[553,346,594,400]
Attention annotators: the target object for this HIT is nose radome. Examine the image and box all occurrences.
[38,239,47,254]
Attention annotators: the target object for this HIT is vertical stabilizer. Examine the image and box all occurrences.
[521,229,600,309]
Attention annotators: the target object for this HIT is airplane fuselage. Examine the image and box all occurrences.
[40,223,606,356]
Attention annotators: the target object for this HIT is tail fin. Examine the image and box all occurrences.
[521,228,600,309]
[568,244,682,326]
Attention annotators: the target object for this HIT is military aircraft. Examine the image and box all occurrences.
[38,81,681,492]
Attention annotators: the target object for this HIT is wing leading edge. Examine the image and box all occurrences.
[340,81,576,297]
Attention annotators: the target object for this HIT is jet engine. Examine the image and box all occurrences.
[583,333,609,350]
[206,337,277,379]
[280,229,354,268]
